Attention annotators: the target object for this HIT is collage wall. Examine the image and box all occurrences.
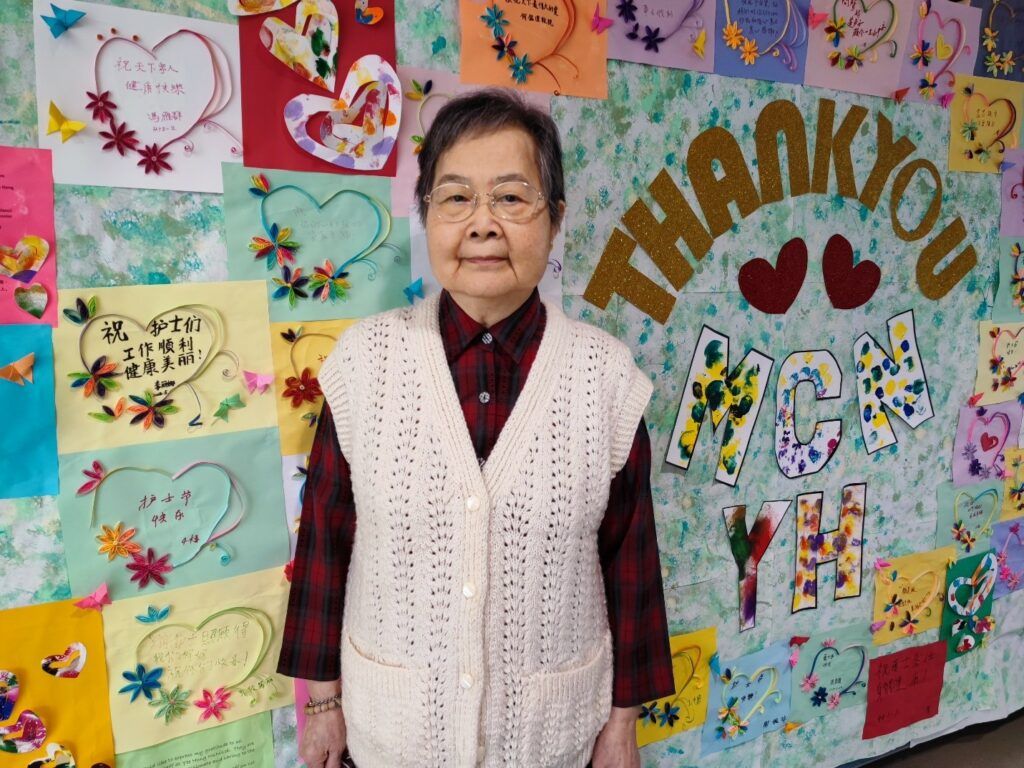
[2,0,1024,766]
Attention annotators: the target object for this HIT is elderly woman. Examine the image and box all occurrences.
[277,89,674,768]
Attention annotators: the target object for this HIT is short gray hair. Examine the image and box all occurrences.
[414,88,565,226]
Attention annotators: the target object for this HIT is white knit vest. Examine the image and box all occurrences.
[317,293,653,768]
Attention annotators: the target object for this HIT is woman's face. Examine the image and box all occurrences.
[425,127,562,305]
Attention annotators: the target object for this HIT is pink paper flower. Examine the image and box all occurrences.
[194,687,231,722]
[827,692,841,710]
[800,673,819,693]
[821,638,836,648]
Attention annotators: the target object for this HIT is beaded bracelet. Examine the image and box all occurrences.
[304,693,343,716]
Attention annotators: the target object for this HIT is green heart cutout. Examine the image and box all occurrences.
[14,284,47,319]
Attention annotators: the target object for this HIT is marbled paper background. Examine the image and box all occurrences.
[1,1,1021,766]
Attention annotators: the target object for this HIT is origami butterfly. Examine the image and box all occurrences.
[808,6,828,29]
[74,583,111,612]
[0,354,34,386]
[40,3,86,38]
[213,393,246,421]
[135,605,171,624]
[243,370,274,395]
[403,277,425,304]
[692,28,707,59]
[590,4,613,33]
[46,102,85,143]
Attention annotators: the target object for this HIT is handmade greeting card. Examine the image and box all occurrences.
[992,518,1024,598]
[102,567,294,753]
[57,428,290,600]
[713,0,809,84]
[975,321,1024,406]
[951,403,1022,485]
[32,0,242,192]
[239,0,399,176]
[804,0,904,97]
[893,0,981,105]
[1003,448,1024,519]
[458,0,609,98]
[1000,152,1024,238]
[948,74,1024,174]
[871,547,955,645]
[940,549,997,659]
[993,239,1024,322]
[52,281,277,454]
[700,642,791,754]
[935,480,1003,559]
[789,625,874,724]
[269,318,353,455]
[862,641,945,738]
[0,325,57,499]
[0,598,115,766]
[973,0,1024,82]
[0,146,56,326]
[223,165,410,322]
[635,627,716,747]
[608,0,716,73]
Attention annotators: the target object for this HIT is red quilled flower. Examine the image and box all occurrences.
[86,90,117,123]
[99,120,139,156]
[126,548,173,588]
[137,144,173,175]
[282,367,322,408]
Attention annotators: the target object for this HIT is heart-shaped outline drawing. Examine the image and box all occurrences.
[915,8,967,89]
[260,0,340,92]
[721,665,783,727]
[618,0,707,50]
[963,88,1019,157]
[93,30,233,154]
[953,488,1000,541]
[947,551,998,617]
[136,606,274,692]
[990,325,1024,383]
[25,743,76,768]
[0,671,19,721]
[283,54,402,171]
[721,0,808,71]
[14,284,48,320]
[887,567,941,627]
[821,233,881,309]
[666,644,703,705]
[738,237,808,314]
[89,460,243,569]
[967,411,1011,475]
[0,235,50,283]
[77,304,224,400]
[806,642,867,701]
[829,0,897,61]
[40,642,87,678]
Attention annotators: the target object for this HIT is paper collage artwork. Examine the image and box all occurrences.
[699,642,791,755]
[239,0,399,176]
[458,0,609,98]
[713,0,809,84]
[975,320,1024,405]
[871,547,954,645]
[948,74,1024,173]
[973,0,1024,82]
[634,627,717,748]
[952,402,1022,485]
[935,480,1003,559]
[102,567,293,753]
[52,281,277,455]
[57,428,290,600]
[0,146,57,326]
[32,0,243,193]
[893,0,981,106]
[993,518,1024,598]
[607,0,716,72]
[1004,448,1024,520]
[941,549,997,659]
[0,599,115,766]
[788,625,874,725]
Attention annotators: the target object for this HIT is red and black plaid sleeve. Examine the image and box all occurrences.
[277,403,356,681]
[599,416,675,707]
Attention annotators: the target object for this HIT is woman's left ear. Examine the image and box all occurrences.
[551,200,567,242]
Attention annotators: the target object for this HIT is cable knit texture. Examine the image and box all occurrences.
[317,293,653,768]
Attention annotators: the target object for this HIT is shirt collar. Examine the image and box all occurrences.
[439,288,544,364]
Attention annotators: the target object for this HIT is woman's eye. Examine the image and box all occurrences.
[499,195,524,204]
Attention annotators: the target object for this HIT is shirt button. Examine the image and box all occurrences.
[463,582,476,598]
[481,332,493,345]
[460,673,474,689]
[479,391,491,404]
[466,496,480,512]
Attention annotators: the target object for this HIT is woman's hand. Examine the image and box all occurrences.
[300,706,348,768]
[590,706,641,768]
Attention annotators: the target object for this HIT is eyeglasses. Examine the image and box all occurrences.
[423,181,546,223]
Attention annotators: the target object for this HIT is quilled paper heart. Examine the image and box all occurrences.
[283,54,402,171]
[965,91,1018,155]
[0,671,18,721]
[26,742,76,768]
[954,489,999,539]
[805,643,867,702]
[721,0,804,69]
[723,666,782,725]
[0,711,46,754]
[992,326,1024,380]
[78,306,222,399]
[260,0,339,92]
[892,569,941,623]
[40,643,87,678]
[14,284,48,319]
[670,645,702,700]
[948,552,997,616]
[829,0,896,58]
[0,236,50,282]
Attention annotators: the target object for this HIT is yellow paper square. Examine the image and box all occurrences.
[0,599,115,767]
[270,319,354,456]
[103,567,294,753]
[949,75,1024,173]
[635,626,717,747]
[54,281,277,454]
[872,547,955,645]
[974,321,1024,406]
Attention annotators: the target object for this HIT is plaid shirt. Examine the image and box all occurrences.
[278,288,675,708]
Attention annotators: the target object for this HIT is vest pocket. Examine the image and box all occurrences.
[341,631,429,767]
[523,632,614,766]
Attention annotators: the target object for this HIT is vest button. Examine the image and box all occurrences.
[460,672,474,689]
[478,391,491,404]
[463,582,476,598]
[466,496,480,512]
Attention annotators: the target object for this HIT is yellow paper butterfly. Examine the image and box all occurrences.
[47,101,85,143]
[693,29,707,59]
